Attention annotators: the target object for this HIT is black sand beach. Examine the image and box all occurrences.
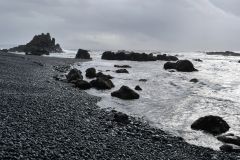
[0,52,239,160]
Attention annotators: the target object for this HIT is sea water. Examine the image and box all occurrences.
[47,50,240,150]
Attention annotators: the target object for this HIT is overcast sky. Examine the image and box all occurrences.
[1,0,240,51]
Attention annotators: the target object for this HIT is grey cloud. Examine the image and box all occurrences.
[0,0,240,51]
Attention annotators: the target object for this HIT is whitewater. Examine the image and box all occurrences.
[37,49,240,150]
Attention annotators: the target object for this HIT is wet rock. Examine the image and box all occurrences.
[75,80,92,90]
[86,68,96,78]
[139,79,147,82]
[96,72,113,79]
[9,33,63,55]
[190,78,199,83]
[220,145,234,152]
[90,77,114,90]
[217,134,240,146]
[102,50,156,61]
[75,49,91,59]
[164,60,198,72]
[156,54,178,61]
[0,49,8,53]
[193,59,203,62]
[114,65,132,68]
[112,111,130,124]
[135,85,142,91]
[102,51,115,60]
[111,86,140,100]
[116,69,129,74]
[66,68,83,82]
[164,62,176,70]
[175,60,198,72]
[207,51,240,56]
[191,115,230,135]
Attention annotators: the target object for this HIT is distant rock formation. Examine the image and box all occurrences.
[102,51,178,62]
[156,54,178,61]
[75,49,91,59]
[0,49,8,53]
[9,33,63,55]
[206,51,240,56]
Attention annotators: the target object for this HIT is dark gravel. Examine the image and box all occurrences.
[0,52,239,160]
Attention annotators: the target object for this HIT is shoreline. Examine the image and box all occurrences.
[0,52,239,159]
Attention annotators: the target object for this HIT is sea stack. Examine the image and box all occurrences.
[9,33,63,55]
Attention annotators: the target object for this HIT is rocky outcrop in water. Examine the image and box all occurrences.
[164,60,197,72]
[218,134,240,152]
[90,77,114,90]
[217,134,240,147]
[139,79,147,82]
[191,115,230,135]
[219,144,240,152]
[86,68,96,78]
[135,85,142,91]
[156,54,178,61]
[66,68,83,82]
[9,33,63,55]
[75,49,91,59]
[114,65,132,68]
[102,51,178,62]
[206,51,240,56]
[111,86,140,100]
[116,69,129,74]
[190,78,199,83]
[193,59,203,62]
[96,72,113,79]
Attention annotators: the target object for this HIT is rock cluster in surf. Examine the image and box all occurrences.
[102,50,178,61]
[206,51,240,56]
